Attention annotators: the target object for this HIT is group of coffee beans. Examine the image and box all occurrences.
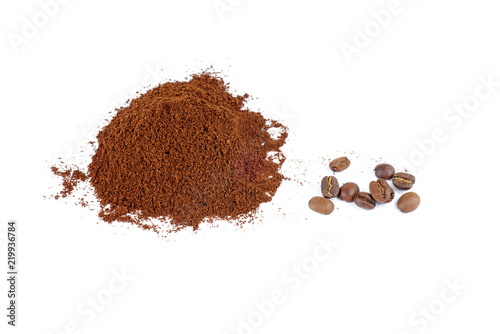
[308,157,420,215]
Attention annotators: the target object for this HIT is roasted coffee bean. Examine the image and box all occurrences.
[354,192,376,210]
[369,178,395,203]
[339,182,359,202]
[397,192,420,213]
[308,196,334,215]
[392,172,416,190]
[374,163,395,179]
[329,157,350,172]
[321,176,340,198]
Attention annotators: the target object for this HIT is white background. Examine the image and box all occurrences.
[1,0,500,333]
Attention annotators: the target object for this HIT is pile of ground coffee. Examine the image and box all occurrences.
[53,72,288,231]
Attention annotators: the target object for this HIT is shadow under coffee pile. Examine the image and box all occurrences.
[53,73,288,231]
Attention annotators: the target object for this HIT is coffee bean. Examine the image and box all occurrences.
[374,163,395,179]
[339,182,359,202]
[321,176,340,198]
[397,192,420,213]
[369,178,395,203]
[308,196,334,215]
[329,157,350,172]
[354,192,376,210]
[392,172,416,190]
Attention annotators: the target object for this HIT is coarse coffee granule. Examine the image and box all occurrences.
[52,72,288,231]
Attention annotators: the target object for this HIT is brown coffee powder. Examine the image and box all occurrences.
[53,72,288,231]
[51,167,88,199]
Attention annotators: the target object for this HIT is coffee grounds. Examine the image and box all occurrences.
[51,167,88,200]
[53,72,288,231]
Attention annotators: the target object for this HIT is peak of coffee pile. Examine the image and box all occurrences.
[52,72,288,232]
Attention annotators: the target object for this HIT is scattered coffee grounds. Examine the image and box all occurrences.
[52,72,288,231]
[51,167,88,200]
[308,158,420,214]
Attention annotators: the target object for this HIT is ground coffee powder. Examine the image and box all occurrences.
[51,167,88,199]
[53,72,288,231]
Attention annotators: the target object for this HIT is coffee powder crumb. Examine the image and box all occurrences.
[51,167,88,199]
[51,71,288,233]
